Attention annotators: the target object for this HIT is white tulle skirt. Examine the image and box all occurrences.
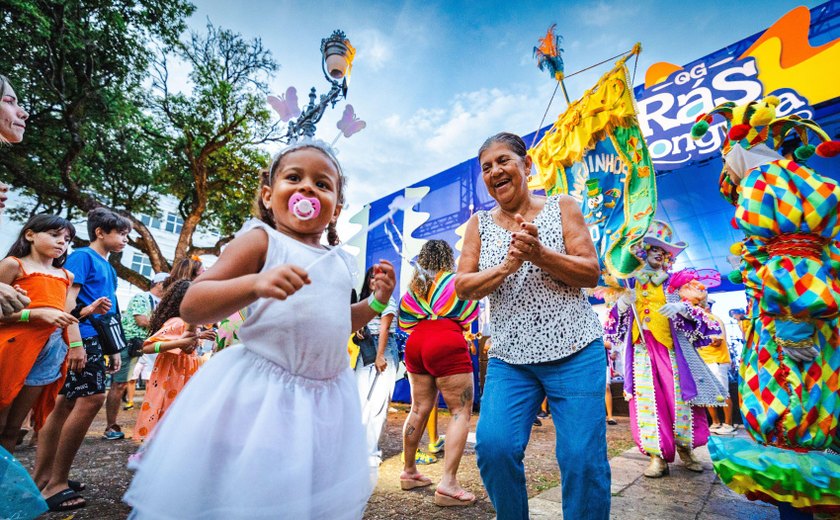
[124,345,371,519]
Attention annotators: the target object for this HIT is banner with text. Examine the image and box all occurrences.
[529,59,656,279]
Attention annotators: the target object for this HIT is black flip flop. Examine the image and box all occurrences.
[68,479,86,492]
[607,419,618,425]
[45,488,86,512]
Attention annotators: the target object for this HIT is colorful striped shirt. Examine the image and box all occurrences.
[398,271,478,331]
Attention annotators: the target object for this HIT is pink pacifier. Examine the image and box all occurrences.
[289,193,321,220]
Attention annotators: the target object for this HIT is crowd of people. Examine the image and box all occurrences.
[1,69,838,520]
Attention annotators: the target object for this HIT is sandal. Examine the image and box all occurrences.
[45,488,86,512]
[607,418,618,425]
[400,473,432,490]
[434,489,476,507]
[68,479,86,492]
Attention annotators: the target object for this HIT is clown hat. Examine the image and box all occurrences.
[643,220,687,257]
[690,96,840,160]
[585,178,601,197]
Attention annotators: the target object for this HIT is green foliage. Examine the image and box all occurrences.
[0,1,281,285]
[148,23,279,244]
[0,0,193,216]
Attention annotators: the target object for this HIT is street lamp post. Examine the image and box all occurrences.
[284,30,355,143]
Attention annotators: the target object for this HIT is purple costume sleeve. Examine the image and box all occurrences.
[672,305,723,348]
[604,305,629,346]
[604,305,637,396]
[668,304,722,402]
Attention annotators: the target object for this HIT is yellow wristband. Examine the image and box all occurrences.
[69,341,84,349]
[154,342,162,353]
[19,309,30,322]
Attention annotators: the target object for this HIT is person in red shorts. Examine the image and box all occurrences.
[397,240,479,507]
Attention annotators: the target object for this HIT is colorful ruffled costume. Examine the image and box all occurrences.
[692,97,840,512]
[605,221,727,467]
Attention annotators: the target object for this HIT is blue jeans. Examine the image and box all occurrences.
[476,339,611,520]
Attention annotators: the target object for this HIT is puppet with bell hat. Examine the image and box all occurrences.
[604,220,727,479]
[692,96,840,516]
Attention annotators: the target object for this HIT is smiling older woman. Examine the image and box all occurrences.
[455,132,610,520]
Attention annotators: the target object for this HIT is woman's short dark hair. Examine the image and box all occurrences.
[5,214,76,267]
[87,207,131,238]
[478,132,528,161]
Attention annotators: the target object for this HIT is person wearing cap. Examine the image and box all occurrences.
[102,272,168,440]
[693,98,840,517]
[605,221,727,478]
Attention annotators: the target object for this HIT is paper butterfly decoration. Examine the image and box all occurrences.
[337,104,366,138]
[533,24,565,81]
[267,87,301,122]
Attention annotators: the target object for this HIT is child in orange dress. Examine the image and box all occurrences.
[133,280,213,441]
[0,215,90,453]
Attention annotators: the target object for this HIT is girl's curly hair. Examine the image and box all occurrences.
[255,141,347,246]
[150,279,191,333]
[409,240,455,297]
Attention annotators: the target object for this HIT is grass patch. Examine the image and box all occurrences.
[607,438,636,459]
[534,475,560,492]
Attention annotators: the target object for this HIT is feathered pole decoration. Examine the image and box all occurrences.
[530,23,570,149]
[533,24,570,104]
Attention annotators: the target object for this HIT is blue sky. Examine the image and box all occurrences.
[184,0,815,226]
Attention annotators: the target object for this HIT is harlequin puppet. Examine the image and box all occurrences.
[604,221,727,478]
[692,97,840,515]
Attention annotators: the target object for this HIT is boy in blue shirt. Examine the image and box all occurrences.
[35,208,130,512]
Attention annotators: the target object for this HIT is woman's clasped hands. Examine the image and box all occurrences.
[504,214,544,272]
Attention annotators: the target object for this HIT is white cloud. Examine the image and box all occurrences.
[335,80,559,232]
[353,29,394,72]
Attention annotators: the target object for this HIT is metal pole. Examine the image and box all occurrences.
[558,78,571,105]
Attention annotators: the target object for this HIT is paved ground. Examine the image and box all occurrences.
[527,436,781,520]
[13,393,634,519]
[15,392,837,520]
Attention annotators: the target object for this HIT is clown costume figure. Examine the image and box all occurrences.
[692,97,840,517]
[604,221,727,478]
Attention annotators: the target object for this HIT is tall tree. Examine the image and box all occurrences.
[147,23,279,261]
[0,2,280,289]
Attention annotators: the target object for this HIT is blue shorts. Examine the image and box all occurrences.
[25,329,67,386]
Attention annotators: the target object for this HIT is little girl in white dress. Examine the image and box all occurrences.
[124,141,396,519]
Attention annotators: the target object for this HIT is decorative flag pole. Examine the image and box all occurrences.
[532,24,569,148]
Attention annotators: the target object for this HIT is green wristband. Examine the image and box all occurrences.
[154,342,162,353]
[368,294,387,314]
[69,341,84,349]
[19,309,30,322]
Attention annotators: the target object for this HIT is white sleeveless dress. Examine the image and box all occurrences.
[124,220,371,519]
